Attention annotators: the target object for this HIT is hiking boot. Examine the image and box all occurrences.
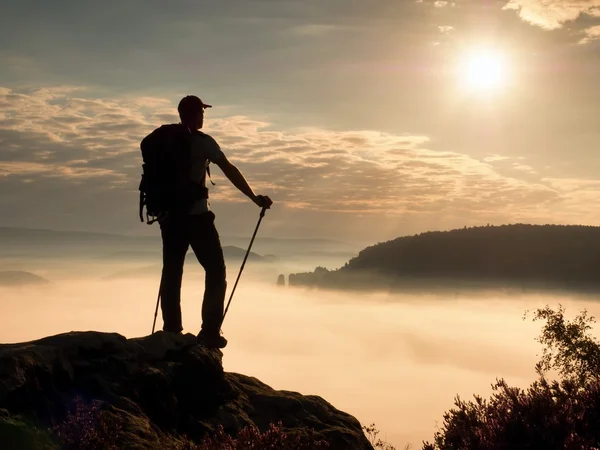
[197,330,228,349]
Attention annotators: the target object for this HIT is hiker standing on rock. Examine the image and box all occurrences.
[139,95,273,349]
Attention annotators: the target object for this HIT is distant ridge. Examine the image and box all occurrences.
[0,271,52,286]
[102,246,275,280]
[0,226,155,242]
[288,224,600,293]
[0,226,349,248]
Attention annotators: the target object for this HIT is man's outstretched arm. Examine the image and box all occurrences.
[214,155,272,208]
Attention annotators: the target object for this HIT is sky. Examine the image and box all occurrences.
[2,0,600,243]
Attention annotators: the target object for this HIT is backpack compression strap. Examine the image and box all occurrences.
[190,129,217,187]
[206,164,216,186]
[139,191,144,222]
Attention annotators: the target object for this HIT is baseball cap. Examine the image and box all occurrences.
[178,95,212,118]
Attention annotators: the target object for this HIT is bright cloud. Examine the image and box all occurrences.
[580,24,600,43]
[503,0,600,29]
[2,86,600,238]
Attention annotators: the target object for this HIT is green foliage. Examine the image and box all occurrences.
[526,304,600,384]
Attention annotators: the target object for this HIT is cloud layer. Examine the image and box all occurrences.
[3,274,598,447]
[504,0,600,29]
[2,86,600,240]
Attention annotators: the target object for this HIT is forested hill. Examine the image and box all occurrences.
[288,224,600,291]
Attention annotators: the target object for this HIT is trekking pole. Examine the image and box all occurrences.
[221,205,268,327]
[151,274,163,334]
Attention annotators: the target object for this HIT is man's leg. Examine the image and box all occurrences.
[188,212,227,341]
[159,215,189,333]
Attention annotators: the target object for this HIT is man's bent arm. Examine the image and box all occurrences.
[214,155,259,204]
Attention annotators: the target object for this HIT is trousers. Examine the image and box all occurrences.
[158,211,227,334]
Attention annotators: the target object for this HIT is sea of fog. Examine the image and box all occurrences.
[1,265,600,448]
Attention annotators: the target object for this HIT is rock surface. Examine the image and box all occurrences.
[0,331,372,449]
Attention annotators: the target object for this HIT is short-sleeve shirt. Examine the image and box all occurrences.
[188,132,224,214]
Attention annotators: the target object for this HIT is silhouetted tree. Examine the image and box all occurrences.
[422,305,600,450]
[290,224,600,292]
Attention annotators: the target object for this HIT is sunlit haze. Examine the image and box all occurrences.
[2,0,600,448]
[459,49,509,93]
[2,0,600,240]
[2,269,600,447]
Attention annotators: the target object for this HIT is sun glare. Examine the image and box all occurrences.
[459,49,508,93]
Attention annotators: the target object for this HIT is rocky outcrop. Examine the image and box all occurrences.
[0,331,372,449]
[289,267,330,287]
[277,274,286,286]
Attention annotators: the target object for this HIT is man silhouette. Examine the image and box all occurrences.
[154,95,272,348]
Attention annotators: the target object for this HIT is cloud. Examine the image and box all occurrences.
[438,25,455,33]
[1,85,600,238]
[503,0,600,30]
[512,163,537,174]
[536,178,600,222]
[289,24,342,37]
[580,24,600,42]
[483,155,511,163]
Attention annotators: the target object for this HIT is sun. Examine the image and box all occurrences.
[458,49,508,93]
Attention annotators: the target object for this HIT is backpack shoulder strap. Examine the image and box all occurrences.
[190,130,216,186]
[141,124,176,151]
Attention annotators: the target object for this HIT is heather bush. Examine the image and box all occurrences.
[170,421,403,450]
[50,399,404,449]
[195,421,330,449]
[422,304,600,450]
[52,397,122,450]
[51,399,331,449]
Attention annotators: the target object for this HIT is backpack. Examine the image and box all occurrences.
[138,124,214,224]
